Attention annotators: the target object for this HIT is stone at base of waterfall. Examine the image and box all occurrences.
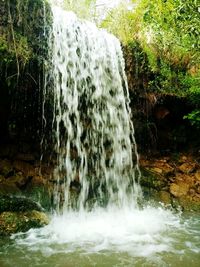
[0,195,43,213]
[0,211,49,236]
[195,171,200,181]
[179,162,196,174]
[170,182,189,197]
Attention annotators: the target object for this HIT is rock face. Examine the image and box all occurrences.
[140,154,200,211]
[0,158,52,210]
[0,194,49,236]
[0,0,52,152]
[0,195,43,213]
[0,211,49,236]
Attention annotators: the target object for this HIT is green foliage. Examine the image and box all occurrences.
[101,3,136,44]
[182,73,200,104]
[182,72,200,127]
[0,0,51,85]
[184,110,200,128]
[102,0,200,128]
[0,33,32,67]
[102,0,199,69]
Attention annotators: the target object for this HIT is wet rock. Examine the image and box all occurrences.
[30,175,47,187]
[140,167,166,190]
[0,211,49,236]
[151,167,163,174]
[13,160,36,177]
[0,159,14,178]
[159,191,171,205]
[175,173,194,185]
[179,162,196,174]
[6,173,30,189]
[179,155,187,163]
[0,182,21,195]
[178,197,200,212]
[141,158,174,177]
[195,171,200,181]
[170,182,189,197]
[0,195,43,213]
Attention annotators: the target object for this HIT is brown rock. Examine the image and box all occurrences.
[195,171,200,181]
[175,173,194,185]
[150,167,163,174]
[179,155,187,163]
[189,188,195,196]
[0,182,21,194]
[170,182,189,197]
[160,191,171,205]
[152,161,174,176]
[161,163,174,176]
[0,159,13,177]
[13,160,36,177]
[30,175,47,186]
[179,162,196,174]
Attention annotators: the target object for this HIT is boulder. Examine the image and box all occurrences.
[179,162,196,174]
[0,195,43,213]
[195,171,200,181]
[0,210,49,236]
[0,159,13,178]
[0,195,49,236]
[170,182,189,197]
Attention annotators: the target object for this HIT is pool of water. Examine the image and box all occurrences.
[0,204,200,267]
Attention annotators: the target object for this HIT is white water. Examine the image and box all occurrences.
[47,6,141,212]
[11,205,200,267]
[14,206,181,256]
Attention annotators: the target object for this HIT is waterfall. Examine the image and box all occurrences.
[10,6,198,266]
[45,6,141,212]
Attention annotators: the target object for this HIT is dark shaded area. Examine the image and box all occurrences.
[0,0,52,160]
[123,43,200,155]
[0,195,43,213]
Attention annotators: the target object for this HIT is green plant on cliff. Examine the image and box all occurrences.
[0,33,32,67]
[0,0,51,85]
[102,0,200,127]
[183,72,200,127]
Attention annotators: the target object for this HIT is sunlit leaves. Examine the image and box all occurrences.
[63,0,97,20]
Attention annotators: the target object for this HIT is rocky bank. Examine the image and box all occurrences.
[140,153,200,211]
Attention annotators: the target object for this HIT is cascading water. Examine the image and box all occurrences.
[47,6,141,212]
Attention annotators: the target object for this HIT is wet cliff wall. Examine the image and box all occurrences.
[0,0,51,160]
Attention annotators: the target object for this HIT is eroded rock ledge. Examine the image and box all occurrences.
[140,153,200,211]
[0,195,49,236]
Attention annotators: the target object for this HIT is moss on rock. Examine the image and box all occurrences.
[0,195,43,213]
[0,210,49,236]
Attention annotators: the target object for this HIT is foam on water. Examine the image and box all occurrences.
[14,205,185,257]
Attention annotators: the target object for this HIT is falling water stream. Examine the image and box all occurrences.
[0,5,200,267]
[49,6,141,212]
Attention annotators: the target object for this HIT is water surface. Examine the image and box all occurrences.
[1,205,200,267]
